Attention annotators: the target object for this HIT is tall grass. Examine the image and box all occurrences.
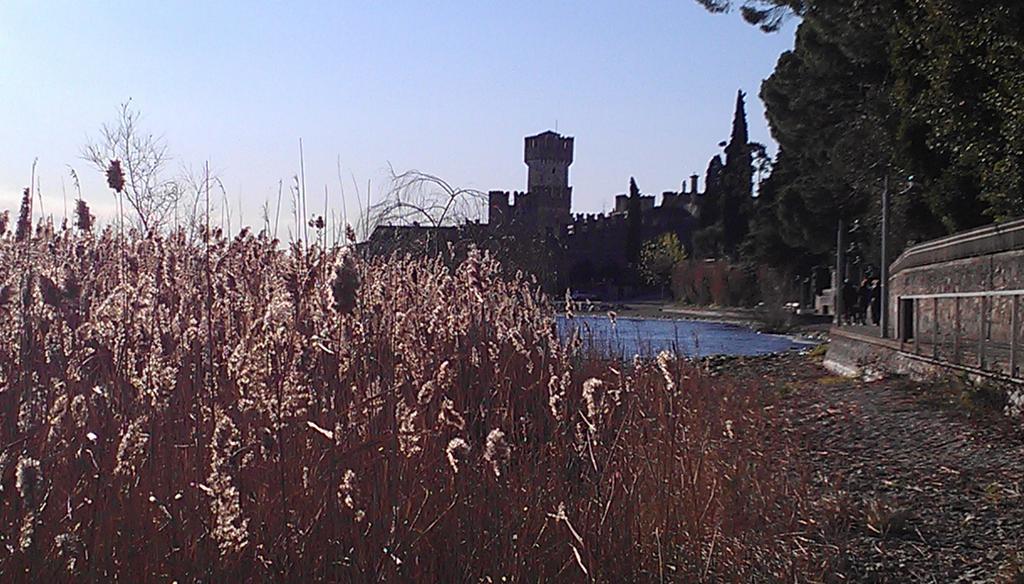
[0,220,831,581]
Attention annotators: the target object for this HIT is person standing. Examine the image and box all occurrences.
[858,278,872,325]
[842,280,858,325]
[870,279,882,326]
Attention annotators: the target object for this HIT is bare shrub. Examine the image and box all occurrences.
[82,102,182,233]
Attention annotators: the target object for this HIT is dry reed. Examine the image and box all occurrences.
[0,220,835,581]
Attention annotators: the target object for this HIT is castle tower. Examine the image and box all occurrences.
[524,131,573,232]
[525,131,573,190]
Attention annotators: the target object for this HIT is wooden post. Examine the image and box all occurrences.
[835,218,845,326]
[898,297,905,351]
[979,296,987,369]
[914,298,920,355]
[1012,294,1019,377]
[954,296,961,364]
[933,296,939,358]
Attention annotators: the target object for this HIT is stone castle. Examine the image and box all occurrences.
[367,130,705,292]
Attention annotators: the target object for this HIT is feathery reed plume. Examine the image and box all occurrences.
[396,400,422,457]
[445,437,470,474]
[74,199,94,232]
[438,398,465,431]
[582,378,605,429]
[16,457,43,509]
[208,410,250,555]
[15,187,32,241]
[19,513,36,552]
[45,394,69,446]
[417,380,436,405]
[548,372,569,422]
[54,532,85,573]
[337,469,365,522]
[69,395,88,429]
[483,428,510,477]
[656,350,676,392]
[114,416,149,478]
[331,247,360,314]
[435,359,454,391]
[106,160,125,193]
[15,457,44,551]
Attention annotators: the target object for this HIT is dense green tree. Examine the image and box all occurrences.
[639,232,687,290]
[694,0,804,32]
[695,0,1024,276]
[890,0,1024,226]
[759,1,912,255]
[697,1,929,262]
[742,151,822,272]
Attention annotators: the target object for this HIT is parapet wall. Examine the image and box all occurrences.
[888,218,1024,341]
[890,218,1024,274]
[827,216,1024,386]
[524,132,574,163]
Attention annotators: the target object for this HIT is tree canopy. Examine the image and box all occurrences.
[640,232,687,289]
[694,0,1024,275]
[694,91,756,259]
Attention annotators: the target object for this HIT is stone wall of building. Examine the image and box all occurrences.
[888,218,1024,344]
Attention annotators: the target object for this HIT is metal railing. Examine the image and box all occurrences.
[897,290,1024,379]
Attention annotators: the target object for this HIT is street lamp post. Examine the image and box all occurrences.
[879,177,915,338]
[880,176,890,338]
[835,218,845,326]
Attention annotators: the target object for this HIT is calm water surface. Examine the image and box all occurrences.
[557,315,813,358]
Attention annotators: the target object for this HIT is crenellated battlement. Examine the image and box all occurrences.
[486,131,576,234]
[524,131,574,164]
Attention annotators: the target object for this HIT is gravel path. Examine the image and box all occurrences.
[722,352,1024,582]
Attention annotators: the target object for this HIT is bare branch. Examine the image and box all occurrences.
[82,101,181,233]
[366,166,486,234]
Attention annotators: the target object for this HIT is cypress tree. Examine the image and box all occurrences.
[625,177,644,267]
[720,90,753,257]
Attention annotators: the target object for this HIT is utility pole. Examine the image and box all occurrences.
[835,218,845,326]
[880,176,890,338]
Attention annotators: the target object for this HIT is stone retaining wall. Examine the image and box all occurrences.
[826,218,1024,411]
[825,328,1023,388]
[888,219,1024,350]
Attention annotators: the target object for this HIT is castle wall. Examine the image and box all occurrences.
[528,160,569,189]
[377,130,708,295]
[563,202,700,289]
[488,191,510,228]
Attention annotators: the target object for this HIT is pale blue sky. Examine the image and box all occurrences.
[1,1,795,231]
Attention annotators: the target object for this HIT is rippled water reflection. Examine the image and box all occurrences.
[557,315,813,358]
